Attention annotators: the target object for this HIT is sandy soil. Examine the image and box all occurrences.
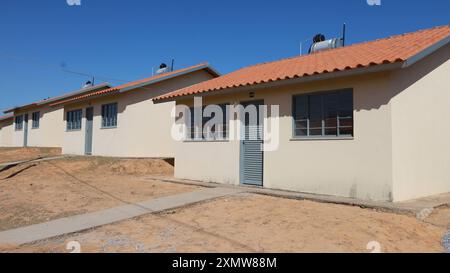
[0,156,197,231]
[0,147,61,164]
[10,194,447,253]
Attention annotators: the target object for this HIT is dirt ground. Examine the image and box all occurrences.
[0,147,61,164]
[0,149,448,253]
[9,194,448,253]
[0,156,198,231]
[425,206,450,229]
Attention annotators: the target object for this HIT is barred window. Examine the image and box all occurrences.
[67,109,82,131]
[188,104,229,140]
[293,89,353,138]
[32,112,40,129]
[102,103,118,128]
[15,115,23,131]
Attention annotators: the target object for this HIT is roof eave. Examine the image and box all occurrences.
[3,83,112,114]
[119,64,220,94]
[403,35,450,68]
[154,61,404,103]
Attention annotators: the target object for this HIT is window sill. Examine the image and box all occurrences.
[66,129,82,132]
[183,139,230,143]
[290,136,354,141]
[101,126,117,130]
[31,127,39,130]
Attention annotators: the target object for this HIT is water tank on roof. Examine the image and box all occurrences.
[83,81,94,88]
[156,63,171,74]
[309,35,343,54]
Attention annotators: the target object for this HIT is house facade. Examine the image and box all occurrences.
[50,63,219,157]
[0,115,13,147]
[3,83,112,148]
[154,26,450,202]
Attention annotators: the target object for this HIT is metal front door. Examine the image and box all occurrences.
[240,100,264,186]
[23,114,28,147]
[85,107,93,155]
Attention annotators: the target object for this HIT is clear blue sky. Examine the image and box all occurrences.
[0,0,449,111]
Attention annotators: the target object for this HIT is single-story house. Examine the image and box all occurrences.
[0,114,14,147]
[2,83,112,148]
[49,63,219,157]
[154,25,450,202]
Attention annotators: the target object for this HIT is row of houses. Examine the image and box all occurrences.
[1,25,449,202]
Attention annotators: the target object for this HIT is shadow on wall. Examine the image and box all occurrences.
[391,44,449,98]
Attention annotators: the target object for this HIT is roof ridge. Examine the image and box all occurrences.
[154,25,450,101]
[229,24,450,73]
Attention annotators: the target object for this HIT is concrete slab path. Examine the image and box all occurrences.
[0,187,243,246]
[147,176,450,217]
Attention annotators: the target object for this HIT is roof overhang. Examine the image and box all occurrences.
[50,63,221,107]
[0,114,13,122]
[119,63,220,94]
[154,61,404,103]
[402,35,450,68]
[3,83,112,114]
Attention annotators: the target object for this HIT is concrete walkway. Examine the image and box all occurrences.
[148,176,450,218]
[0,187,243,246]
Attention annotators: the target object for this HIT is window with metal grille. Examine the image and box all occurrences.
[293,89,353,138]
[32,112,40,129]
[188,104,229,140]
[67,109,82,131]
[15,115,23,131]
[101,103,118,128]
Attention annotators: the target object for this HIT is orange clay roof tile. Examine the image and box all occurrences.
[50,63,218,106]
[154,25,450,101]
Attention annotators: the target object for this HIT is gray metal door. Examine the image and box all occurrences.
[23,114,28,147]
[240,100,264,186]
[85,107,93,155]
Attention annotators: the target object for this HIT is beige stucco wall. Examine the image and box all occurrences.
[175,72,395,201]
[12,106,64,148]
[62,69,214,157]
[390,44,450,202]
[0,119,14,147]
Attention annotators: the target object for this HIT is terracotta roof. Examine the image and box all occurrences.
[154,25,450,102]
[50,63,219,106]
[0,114,13,121]
[3,83,112,114]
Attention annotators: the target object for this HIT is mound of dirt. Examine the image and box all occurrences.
[0,147,61,164]
[103,159,173,176]
[51,156,174,176]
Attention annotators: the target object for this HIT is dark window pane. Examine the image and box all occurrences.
[309,95,322,120]
[294,120,308,136]
[294,95,308,120]
[309,129,322,136]
[338,90,353,118]
[325,128,338,136]
[339,126,353,136]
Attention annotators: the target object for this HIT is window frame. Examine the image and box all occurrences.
[292,88,354,140]
[15,115,24,131]
[101,103,118,129]
[31,111,40,129]
[66,109,83,131]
